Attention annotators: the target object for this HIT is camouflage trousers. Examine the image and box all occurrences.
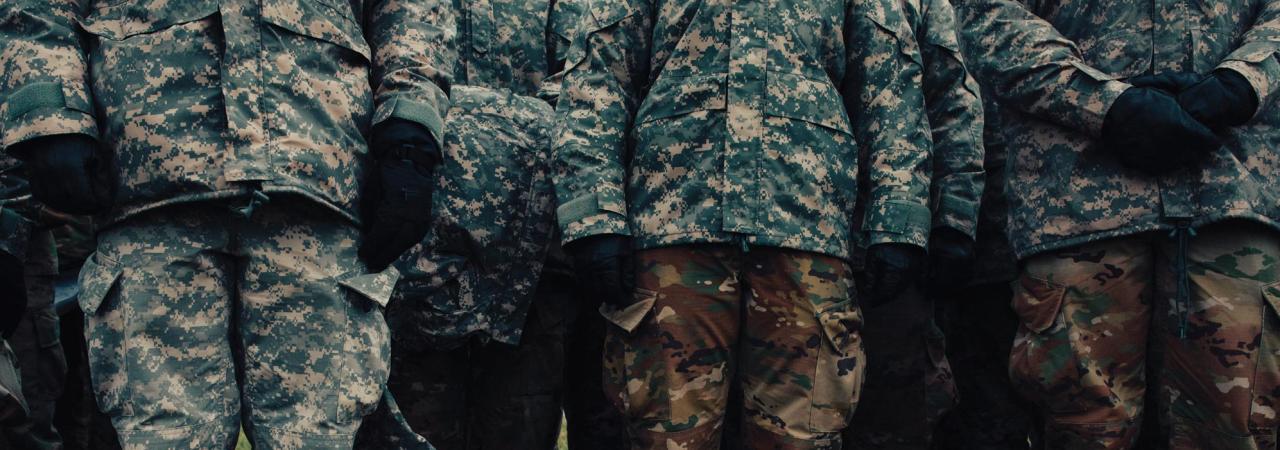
[3,229,67,450]
[603,244,863,449]
[386,280,569,450]
[1010,221,1280,449]
[933,282,1033,450]
[842,285,956,450]
[76,202,395,449]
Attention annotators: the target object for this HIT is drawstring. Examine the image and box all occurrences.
[234,190,271,219]
[1169,221,1196,339]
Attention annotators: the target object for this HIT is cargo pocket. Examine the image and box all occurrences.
[77,251,129,417]
[333,266,399,424]
[1007,271,1077,414]
[809,299,863,432]
[1248,282,1280,442]
[600,288,665,424]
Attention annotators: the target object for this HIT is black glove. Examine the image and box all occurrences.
[13,134,114,215]
[1101,86,1221,175]
[0,251,25,339]
[566,234,634,308]
[926,227,974,295]
[360,119,441,272]
[861,243,926,308]
[1132,70,1258,131]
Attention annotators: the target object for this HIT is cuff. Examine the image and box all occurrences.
[1216,60,1274,122]
[1064,61,1132,137]
[2,82,99,151]
[863,198,931,248]
[932,195,979,240]
[557,188,629,244]
[373,96,447,151]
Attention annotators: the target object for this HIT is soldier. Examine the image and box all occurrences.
[554,0,934,447]
[958,0,1280,447]
[0,0,453,448]
[931,96,1034,450]
[843,0,983,447]
[380,1,591,447]
[0,159,33,440]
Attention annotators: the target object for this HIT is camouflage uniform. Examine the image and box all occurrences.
[958,0,1280,447]
[844,0,982,447]
[0,0,452,447]
[555,0,933,447]
[382,1,589,448]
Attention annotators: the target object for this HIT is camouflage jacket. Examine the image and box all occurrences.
[968,94,1016,284]
[852,0,984,268]
[553,0,935,259]
[958,0,1280,259]
[0,0,453,225]
[391,0,582,347]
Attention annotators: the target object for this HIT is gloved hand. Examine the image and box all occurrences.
[360,119,441,272]
[861,243,926,308]
[12,134,114,215]
[1101,86,1221,175]
[566,234,634,308]
[0,250,25,339]
[925,227,974,295]
[1131,70,1258,130]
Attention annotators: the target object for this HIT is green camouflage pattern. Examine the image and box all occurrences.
[391,85,556,347]
[842,285,956,450]
[1010,223,1280,449]
[956,0,1280,259]
[3,230,67,450]
[386,288,568,450]
[553,0,934,259]
[602,245,863,449]
[77,203,396,449]
[448,0,582,98]
[0,0,453,225]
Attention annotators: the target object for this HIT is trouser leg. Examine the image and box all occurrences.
[6,230,66,450]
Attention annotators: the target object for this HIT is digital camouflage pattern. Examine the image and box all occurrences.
[956,0,1280,259]
[602,245,863,449]
[0,0,453,225]
[391,85,556,347]
[448,0,583,98]
[1010,222,1280,449]
[77,203,398,449]
[553,0,934,258]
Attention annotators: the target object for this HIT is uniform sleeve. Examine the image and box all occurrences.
[550,0,652,244]
[845,0,935,248]
[366,0,456,145]
[1217,0,1280,118]
[954,0,1131,137]
[0,0,99,152]
[920,0,984,239]
[535,0,587,104]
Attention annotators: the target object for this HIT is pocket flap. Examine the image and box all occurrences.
[1262,282,1280,318]
[340,266,402,308]
[635,74,728,124]
[817,301,861,355]
[766,73,854,135]
[76,252,121,315]
[77,1,218,40]
[599,288,658,333]
[260,0,372,61]
[1012,274,1066,334]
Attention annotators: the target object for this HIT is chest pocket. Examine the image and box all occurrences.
[260,0,373,62]
[78,0,219,40]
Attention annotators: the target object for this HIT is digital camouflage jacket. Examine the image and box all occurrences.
[553,0,935,259]
[0,0,453,225]
[391,0,583,347]
[958,0,1280,259]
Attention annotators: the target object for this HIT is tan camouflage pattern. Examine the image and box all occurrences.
[842,285,956,450]
[552,0,934,258]
[448,0,581,97]
[0,0,453,226]
[1010,222,1280,449]
[957,0,1280,259]
[76,203,397,449]
[390,85,556,347]
[602,245,863,449]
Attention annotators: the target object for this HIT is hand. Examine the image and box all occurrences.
[359,119,442,272]
[925,227,974,296]
[1101,86,1221,175]
[13,134,114,215]
[861,243,926,308]
[1140,70,1258,131]
[0,250,25,339]
[566,234,634,308]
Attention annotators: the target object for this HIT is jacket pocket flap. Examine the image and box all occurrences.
[635,74,728,124]
[260,0,372,61]
[339,266,402,308]
[78,1,218,40]
[77,252,122,315]
[765,73,854,135]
